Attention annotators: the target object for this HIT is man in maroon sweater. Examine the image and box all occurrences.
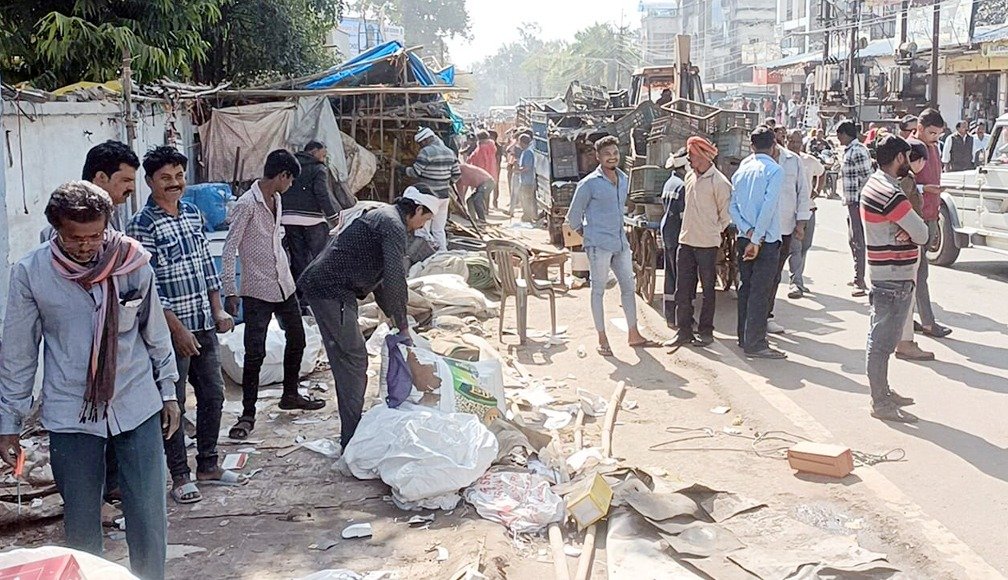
[911,109,953,339]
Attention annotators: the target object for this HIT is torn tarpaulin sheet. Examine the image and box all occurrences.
[605,508,705,579]
[727,536,898,579]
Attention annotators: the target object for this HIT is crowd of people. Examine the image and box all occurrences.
[0,100,974,578]
[564,110,965,426]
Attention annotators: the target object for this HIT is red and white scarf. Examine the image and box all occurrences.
[50,231,151,422]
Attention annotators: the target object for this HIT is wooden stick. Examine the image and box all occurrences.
[572,409,585,451]
[572,523,598,580]
[601,381,627,459]
[548,523,570,580]
[388,138,398,202]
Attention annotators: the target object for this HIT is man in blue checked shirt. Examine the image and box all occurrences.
[730,127,786,360]
[128,147,246,506]
[566,135,660,358]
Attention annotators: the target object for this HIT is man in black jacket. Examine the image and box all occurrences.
[283,142,340,302]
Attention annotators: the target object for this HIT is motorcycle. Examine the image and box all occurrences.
[817,147,841,199]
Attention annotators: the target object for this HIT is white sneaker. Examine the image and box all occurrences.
[767,320,785,334]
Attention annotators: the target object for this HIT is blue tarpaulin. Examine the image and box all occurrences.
[306,41,448,89]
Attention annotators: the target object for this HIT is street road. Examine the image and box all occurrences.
[711,198,1008,575]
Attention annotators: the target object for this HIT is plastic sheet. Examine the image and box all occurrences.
[463,471,565,534]
[340,403,498,509]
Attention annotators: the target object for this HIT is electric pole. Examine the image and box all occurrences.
[929,0,940,107]
[848,0,860,119]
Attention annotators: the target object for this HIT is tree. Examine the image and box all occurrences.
[0,0,345,89]
[353,0,469,63]
[0,0,222,89]
[196,0,345,85]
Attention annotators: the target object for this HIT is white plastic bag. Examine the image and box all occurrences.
[218,317,323,385]
[463,471,565,533]
[340,403,498,509]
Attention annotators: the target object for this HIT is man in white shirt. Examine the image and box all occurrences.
[786,130,825,299]
[661,148,689,326]
[765,128,811,333]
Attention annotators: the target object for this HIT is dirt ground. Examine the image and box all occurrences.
[1,207,967,580]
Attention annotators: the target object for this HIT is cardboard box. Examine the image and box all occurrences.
[562,224,583,248]
[787,442,854,478]
[0,554,83,580]
[565,473,613,529]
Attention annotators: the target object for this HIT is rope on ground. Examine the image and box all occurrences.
[651,425,907,466]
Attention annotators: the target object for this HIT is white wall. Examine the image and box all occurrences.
[1,99,194,270]
[937,74,963,124]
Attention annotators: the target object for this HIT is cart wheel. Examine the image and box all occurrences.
[636,230,658,303]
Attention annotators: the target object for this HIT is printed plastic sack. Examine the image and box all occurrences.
[463,471,565,533]
[379,345,505,424]
[340,403,498,509]
[218,317,322,385]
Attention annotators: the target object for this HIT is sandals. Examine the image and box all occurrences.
[629,339,662,349]
[228,417,255,440]
[171,482,202,505]
[596,345,614,357]
[197,469,249,487]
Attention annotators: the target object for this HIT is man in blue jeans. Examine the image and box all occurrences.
[861,136,929,423]
[128,147,245,505]
[1,182,179,580]
[731,127,786,359]
[566,135,659,357]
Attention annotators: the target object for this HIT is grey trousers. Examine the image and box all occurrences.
[309,297,368,449]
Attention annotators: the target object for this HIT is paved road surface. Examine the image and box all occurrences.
[705,198,1008,575]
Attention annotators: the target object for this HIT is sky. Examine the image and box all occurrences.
[444,0,642,70]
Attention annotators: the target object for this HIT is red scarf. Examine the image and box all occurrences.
[50,231,151,422]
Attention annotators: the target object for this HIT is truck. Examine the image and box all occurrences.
[934,112,1008,266]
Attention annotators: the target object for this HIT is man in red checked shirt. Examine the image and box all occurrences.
[909,108,953,339]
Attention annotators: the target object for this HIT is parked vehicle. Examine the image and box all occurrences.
[935,113,1008,265]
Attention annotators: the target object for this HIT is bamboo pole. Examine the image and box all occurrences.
[572,523,598,580]
[548,523,571,580]
[601,381,626,459]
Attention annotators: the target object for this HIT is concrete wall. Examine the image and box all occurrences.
[0,99,194,313]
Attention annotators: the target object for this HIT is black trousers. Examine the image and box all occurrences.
[737,238,781,353]
[675,245,719,336]
[308,297,367,449]
[241,295,306,419]
[286,223,330,306]
[767,233,792,319]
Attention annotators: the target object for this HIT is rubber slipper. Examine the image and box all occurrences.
[630,339,662,348]
[596,345,613,357]
[171,482,202,505]
[198,469,249,487]
[228,417,255,440]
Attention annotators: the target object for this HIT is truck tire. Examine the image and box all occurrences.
[928,202,960,267]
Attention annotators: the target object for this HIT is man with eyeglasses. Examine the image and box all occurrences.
[2,182,179,579]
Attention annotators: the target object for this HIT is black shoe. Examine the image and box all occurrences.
[913,320,924,333]
[279,394,326,411]
[692,333,714,346]
[671,333,695,347]
[871,403,918,423]
[745,347,787,359]
[887,390,915,407]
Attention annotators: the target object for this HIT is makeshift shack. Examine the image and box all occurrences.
[205,41,467,203]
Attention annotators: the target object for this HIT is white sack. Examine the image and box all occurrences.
[408,274,496,318]
[340,403,498,507]
[218,317,323,385]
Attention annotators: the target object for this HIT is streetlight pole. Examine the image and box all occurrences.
[929,0,940,108]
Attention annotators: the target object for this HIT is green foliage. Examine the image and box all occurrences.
[354,0,469,61]
[0,0,344,89]
[196,0,345,85]
[0,0,222,89]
